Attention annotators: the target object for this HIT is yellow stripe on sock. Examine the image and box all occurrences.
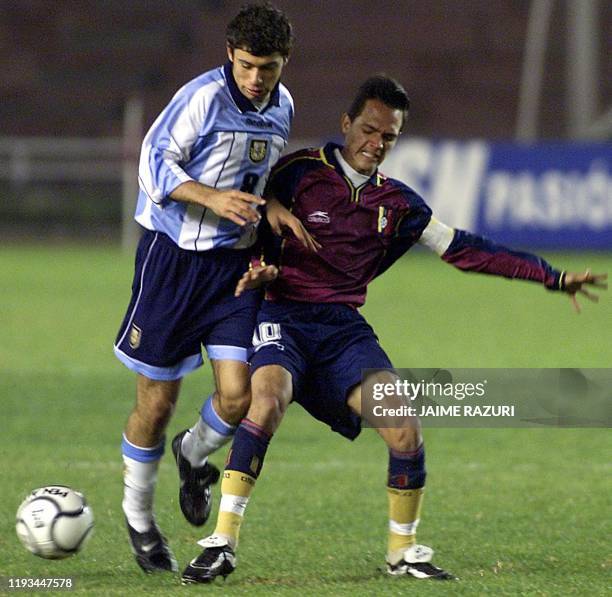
[388,487,424,523]
[221,469,256,497]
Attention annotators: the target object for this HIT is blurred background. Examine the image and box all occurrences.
[1,0,610,246]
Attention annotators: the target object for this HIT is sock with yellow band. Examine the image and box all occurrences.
[386,444,426,565]
[213,419,271,548]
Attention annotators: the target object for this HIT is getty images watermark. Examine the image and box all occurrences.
[360,369,612,428]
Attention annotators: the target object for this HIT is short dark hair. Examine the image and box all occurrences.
[226,3,294,57]
[347,75,411,130]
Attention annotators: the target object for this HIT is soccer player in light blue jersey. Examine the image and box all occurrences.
[113,3,312,574]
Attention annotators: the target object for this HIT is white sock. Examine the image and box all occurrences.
[181,396,236,467]
[181,419,233,467]
[121,435,164,533]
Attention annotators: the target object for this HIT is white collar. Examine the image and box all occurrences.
[334,148,370,187]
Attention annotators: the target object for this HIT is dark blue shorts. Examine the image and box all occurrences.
[114,230,260,380]
[250,300,393,440]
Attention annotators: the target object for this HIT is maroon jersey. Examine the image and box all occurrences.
[264,143,432,307]
[262,142,565,307]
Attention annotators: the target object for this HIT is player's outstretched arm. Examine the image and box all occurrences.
[234,265,279,297]
[563,270,608,313]
[417,220,608,312]
[265,197,321,252]
[170,181,265,226]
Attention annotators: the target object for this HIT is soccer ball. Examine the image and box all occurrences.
[16,486,94,559]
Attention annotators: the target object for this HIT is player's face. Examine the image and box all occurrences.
[340,99,402,176]
[228,46,287,103]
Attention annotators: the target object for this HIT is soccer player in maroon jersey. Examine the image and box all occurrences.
[181,76,607,584]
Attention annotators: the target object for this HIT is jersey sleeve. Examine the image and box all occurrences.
[256,155,299,266]
[442,229,565,290]
[259,149,325,265]
[375,185,433,277]
[265,149,315,207]
[137,82,205,206]
[418,217,455,255]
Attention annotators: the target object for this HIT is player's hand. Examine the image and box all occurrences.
[203,188,265,226]
[266,198,321,252]
[563,270,607,313]
[234,265,279,297]
[170,181,264,226]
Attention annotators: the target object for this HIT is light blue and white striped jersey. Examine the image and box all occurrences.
[135,62,294,251]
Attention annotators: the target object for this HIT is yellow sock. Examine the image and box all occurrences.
[386,487,424,564]
[213,470,256,548]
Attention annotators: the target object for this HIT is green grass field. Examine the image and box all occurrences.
[1,246,610,595]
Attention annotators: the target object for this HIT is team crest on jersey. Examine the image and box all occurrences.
[378,206,393,234]
[249,139,268,163]
[129,324,142,349]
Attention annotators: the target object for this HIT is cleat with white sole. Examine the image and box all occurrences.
[182,535,236,584]
[386,544,456,580]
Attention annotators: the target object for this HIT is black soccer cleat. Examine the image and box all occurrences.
[386,544,456,580]
[171,429,221,526]
[182,535,236,584]
[126,519,178,574]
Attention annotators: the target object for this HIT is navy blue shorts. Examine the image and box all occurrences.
[114,230,260,380]
[250,300,393,440]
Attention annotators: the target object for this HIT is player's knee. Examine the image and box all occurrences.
[213,365,251,424]
[385,426,422,453]
[217,388,251,424]
[248,392,287,434]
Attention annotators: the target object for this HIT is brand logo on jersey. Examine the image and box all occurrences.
[307,210,330,224]
[245,117,273,129]
[129,324,142,349]
[249,140,268,163]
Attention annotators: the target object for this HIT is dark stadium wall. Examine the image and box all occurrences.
[2,0,611,139]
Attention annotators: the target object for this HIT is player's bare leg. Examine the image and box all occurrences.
[122,375,181,573]
[211,359,253,424]
[348,376,455,581]
[243,364,293,433]
[125,376,181,446]
[173,359,252,526]
[182,365,293,584]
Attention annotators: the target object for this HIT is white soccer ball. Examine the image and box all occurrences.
[16,486,94,559]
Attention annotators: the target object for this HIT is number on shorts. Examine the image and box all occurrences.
[252,322,282,350]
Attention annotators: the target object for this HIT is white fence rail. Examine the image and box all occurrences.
[0,137,124,183]
[0,136,140,248]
